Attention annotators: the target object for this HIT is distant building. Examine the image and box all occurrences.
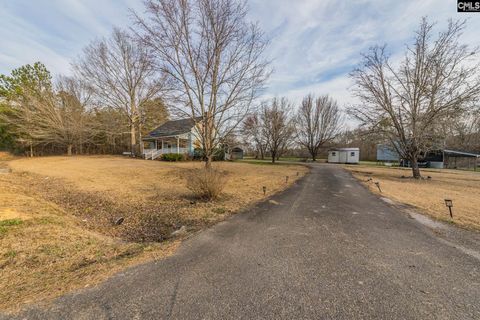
[423,149,479,170]
[327,148,360,164]
[376,144,479,170]
[225,146,244,160]
[376,144,400,162]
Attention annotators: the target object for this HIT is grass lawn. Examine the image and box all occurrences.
[346,165,480,230]
[0,155,307,311]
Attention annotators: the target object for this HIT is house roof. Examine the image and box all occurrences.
[144,117,201,139]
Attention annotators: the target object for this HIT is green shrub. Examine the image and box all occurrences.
[161,153,184,161]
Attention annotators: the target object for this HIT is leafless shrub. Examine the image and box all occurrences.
[186,167,227,200]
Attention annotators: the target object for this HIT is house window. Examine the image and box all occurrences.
[332,152,336,156]
[350,152,355,157]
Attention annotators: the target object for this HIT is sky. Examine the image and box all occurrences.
[1,0,479,109]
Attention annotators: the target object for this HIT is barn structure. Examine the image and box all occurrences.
[376,144,480,170]
[327,148,360,164]
[225,146,244,160]
[434,149,479,170]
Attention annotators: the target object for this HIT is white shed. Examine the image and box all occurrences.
[327,148,360,164]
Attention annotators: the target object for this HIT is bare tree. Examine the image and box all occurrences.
[349,18,480,178]
[3,76,92,156]
[242,113,267,159]
[56,76,94,154]
[261,97,294,164]
[444,112,480,152]
[133,0,270,167]
[74,28,163,156]
[296,94,343,161]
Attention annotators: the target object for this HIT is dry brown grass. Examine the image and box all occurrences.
[346,165,480,229]
[0,156,307,310]
[0,152,15,161]
[0,173,179,311]
[7,156,306,227]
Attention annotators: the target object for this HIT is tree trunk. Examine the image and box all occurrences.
[205,155,212,169]
[130,124,136,157]
[411,156,421,179]
[29,143,33,157]
[310,148,316,161]
[138,122,144,156]
[271,151,276,164]
[67,144,73,156]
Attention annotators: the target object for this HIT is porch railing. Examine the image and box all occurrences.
[143,148,190,160]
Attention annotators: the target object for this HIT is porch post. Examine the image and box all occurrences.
[177,136,180,154]
[155,140,158,149]
[161,140,164,152]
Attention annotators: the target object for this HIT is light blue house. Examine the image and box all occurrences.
[142,118,201,160]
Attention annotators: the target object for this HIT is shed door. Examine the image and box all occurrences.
[339,151,347,163]
[347,151,358,163]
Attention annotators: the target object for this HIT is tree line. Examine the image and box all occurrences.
[0,31,168,157]
[1,0,479,178]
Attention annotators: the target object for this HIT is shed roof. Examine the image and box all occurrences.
[144,117,201,139]
[329,148,360,151]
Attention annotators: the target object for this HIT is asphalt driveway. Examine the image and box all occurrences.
[3,164,480,319]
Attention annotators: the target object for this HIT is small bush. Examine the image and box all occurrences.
[186,167,227,200]
[193,148,225,161]
[161,153,184,161]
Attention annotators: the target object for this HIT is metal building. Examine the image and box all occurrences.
[327,148,360,164]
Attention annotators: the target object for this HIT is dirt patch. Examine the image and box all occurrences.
[346,165,480,230]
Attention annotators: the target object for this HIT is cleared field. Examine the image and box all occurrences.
[0,156,307,311]
[346,165,480,229]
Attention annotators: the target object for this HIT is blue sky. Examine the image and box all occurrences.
[1,0,479,107]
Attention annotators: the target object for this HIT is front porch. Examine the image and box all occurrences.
[143,135,193,160]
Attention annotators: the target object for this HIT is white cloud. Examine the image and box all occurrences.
[1,0,479,112]
[0,0,143,75]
